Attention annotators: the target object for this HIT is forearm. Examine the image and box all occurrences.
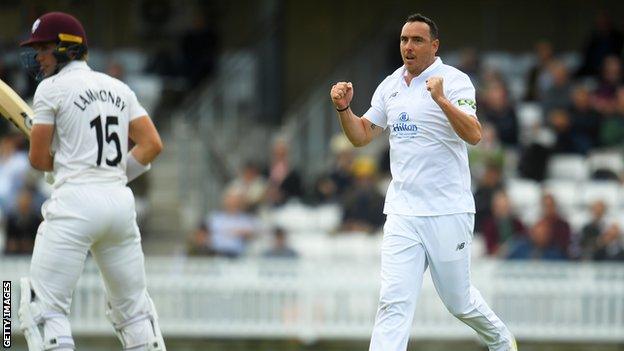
[129,142,161,165]
[435,97,482,145]
[28,151,54,171]
[337,108,371,147]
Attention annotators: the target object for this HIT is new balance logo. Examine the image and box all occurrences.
[455,242,466,251]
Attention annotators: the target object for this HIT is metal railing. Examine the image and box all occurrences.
[174,51,272,226]
[279,22,398,181]
[3,257,623,342]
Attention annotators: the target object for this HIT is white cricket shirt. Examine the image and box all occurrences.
[364,57,477,216]
[33,61,147,187]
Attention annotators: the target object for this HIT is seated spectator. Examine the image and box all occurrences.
[468,123,505,181]
[328,135,355,199]
[187,225,212,256]
[226,161,267,212]
[568,84,601,151]
[188,190,259,258]
[0,133,30,212]
[474,162,503,231]
[593,55,622,114]
[593,223,624,261]
[541,60,572,113]
[579,200,608,260]
[539,193,572,258]
[457,47,481,88]
[517,141,551,182]
[312,135,354,204]
[599,85,624,147]
[264,138,303,207]
[263,227,298,259]
[481,82,519,147]
[524,40,555,102]
[507,219,567,260]
[481,191,526,257]
[548,109,584,154]
[340,156,385,234]
[3,187,42,255]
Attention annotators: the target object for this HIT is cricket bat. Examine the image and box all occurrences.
[0,78,33,138]
[0,79,55,184]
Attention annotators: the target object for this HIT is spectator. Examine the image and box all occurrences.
[481,82,519,147]
[593,55,622,114]
[226,161,267,212]
[541,60,572,113]
[481,191,526,257]
[474,162,503,231]
[507,219,567,260]
[517,139,551,182]
[577,12,624,78]
[340,156,385,234]
[457,47,481,88]
[593,223,624,261]
[468,123,506,181]
[599,85,624,147]
[3,187,42,255]
[188,190,259,258]
[0,133,30,213]
[328,134,355,199]
[539,193,572,258]
[524,40,556,102]
[579,200,608,260]
[312,135,354,204]
[547,109,579,154]
[263,227,298,259]
[265,138,303,207]
[568,84,601,151]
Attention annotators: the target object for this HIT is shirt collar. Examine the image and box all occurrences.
[402,56,443,79]
[58,60,91,75]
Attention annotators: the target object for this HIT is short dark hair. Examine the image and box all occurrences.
[406,13,439,40]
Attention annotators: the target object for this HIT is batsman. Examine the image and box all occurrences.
[17,12,166,351]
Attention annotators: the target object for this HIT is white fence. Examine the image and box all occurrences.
[2,257,623,342]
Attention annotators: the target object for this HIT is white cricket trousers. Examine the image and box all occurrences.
[29,183,148,344]
[369,213,514,351]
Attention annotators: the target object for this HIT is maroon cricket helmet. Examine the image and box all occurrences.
[20,12,88,47]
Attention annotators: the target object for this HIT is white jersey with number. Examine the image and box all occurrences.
[364,57,477,216]
[33,61,147,188]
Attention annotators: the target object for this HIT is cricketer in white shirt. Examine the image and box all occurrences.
[330,14,516,351]
[33,60,145,187]
[25,59,166,350]
[364,57,476,216]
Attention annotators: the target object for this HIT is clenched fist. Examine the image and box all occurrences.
[425,76,445,102]
[330,82,353,110]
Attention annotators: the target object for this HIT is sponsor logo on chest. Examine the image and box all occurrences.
[391,112,418,138]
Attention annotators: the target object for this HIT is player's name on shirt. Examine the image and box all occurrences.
[72,89,127,112]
